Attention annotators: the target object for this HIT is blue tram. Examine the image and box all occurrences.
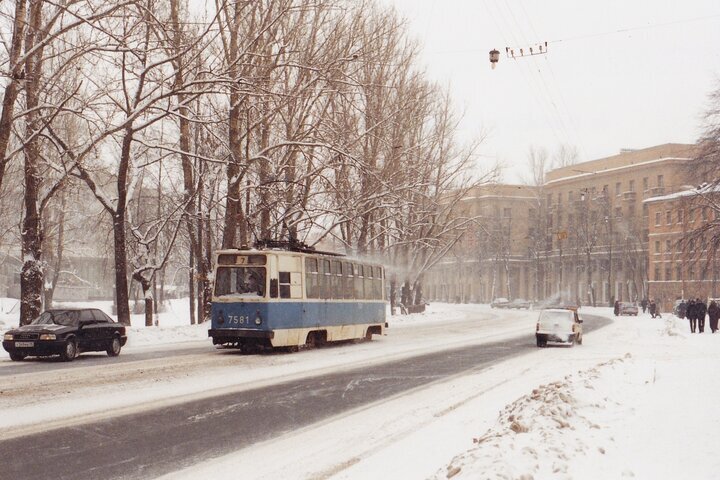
[208,241,387,350]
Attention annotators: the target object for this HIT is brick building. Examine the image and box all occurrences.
[645,186,720,312]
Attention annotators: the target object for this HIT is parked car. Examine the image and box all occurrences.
[618,302,639,316]
[535,308,583,347]
[490,297,511,308]
[509,298,533,309]
[2,308,127,362]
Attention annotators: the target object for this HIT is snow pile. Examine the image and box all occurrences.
[434,356,636,479]
[125,321,209,347]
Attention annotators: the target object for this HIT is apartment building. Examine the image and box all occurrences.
[423,183,539,303]
[645,186,720,312]
[542,143,696,305]
[425,143,697,305]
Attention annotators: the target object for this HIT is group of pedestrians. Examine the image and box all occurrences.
[676,298,720,333]
[638,298,661,317]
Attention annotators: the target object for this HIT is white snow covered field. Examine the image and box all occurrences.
[1,298,719,479]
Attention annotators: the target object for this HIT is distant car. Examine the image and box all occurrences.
[535,308,583,347]
[2,308,127,362]
[509,298,532,309]
[618,302,639,316]
[490,297,510,308]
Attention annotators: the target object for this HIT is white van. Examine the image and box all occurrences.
[535,308,583,347]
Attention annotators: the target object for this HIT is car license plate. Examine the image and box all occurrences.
[14,341,34,348]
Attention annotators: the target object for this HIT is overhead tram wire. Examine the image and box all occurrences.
[494,0,573,150]
[481,0,566,150]
[486,0,569,150]
[427,11,720,55]
[515,0,589,161]
[499,0,580,158]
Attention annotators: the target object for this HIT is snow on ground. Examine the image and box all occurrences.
[165,307,720,480]
[4,300,720,479]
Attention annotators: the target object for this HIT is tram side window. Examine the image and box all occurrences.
[343,261,354,299]
[279,272,291,298]
[331,261,343,299]
[322,259,332,299]
[363,265,373,300]
[305,258,319,298]
[373,266,382,299]
[353,263,364,299]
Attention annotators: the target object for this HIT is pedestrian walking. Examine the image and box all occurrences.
[697,298,707,333]
[614,300,620,317]
[708,300,720,333]
[649,299,658,318]
[678,299,687,319]
[687,298,697,333]
[641,298,648,313]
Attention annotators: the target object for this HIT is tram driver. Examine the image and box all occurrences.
[241,270,265,296]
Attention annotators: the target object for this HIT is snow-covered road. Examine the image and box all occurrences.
[4,301,719,479]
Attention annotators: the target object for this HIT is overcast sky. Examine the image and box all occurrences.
[380,0,720,183]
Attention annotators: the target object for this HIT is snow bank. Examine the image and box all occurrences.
[432,313,720,480]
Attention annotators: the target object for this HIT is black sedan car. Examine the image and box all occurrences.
[3,308,127,362]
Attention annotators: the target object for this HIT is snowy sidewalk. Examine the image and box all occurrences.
[436,312,720,480]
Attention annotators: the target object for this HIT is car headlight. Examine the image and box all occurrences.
[39,333,56,340]
[3,333,13,341]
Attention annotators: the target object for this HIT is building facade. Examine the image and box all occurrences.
[645,187,720,312]
[425,143,697,306]
[424,184,539,303]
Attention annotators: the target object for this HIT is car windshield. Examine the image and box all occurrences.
[30,310,80,327]
[215,266,266,297]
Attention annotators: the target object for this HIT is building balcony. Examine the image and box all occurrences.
[645,186,665,197]
[622,191,637,202]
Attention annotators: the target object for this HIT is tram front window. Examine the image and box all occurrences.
[215,267,266,297]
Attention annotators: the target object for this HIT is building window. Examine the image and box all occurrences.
[665,240,672,254]
[615,207,622,218]
[628,204,635,217]
[547,193,552,206]
[676,265,682,279]
[655,212,661,226]
[654,265,660,281]
[657,175,664,187]
[666,210,672,225]
[643,204,649,218]
[568,191,573,202]
[615,182,621,196]
[655,241,661,254]
[503,207,512,218]
[665,264,672,281]
[629,180,635,192]
[678,209,683,224]
[643,177,649,190]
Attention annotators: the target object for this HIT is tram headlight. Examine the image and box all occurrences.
[255,316,262,325]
